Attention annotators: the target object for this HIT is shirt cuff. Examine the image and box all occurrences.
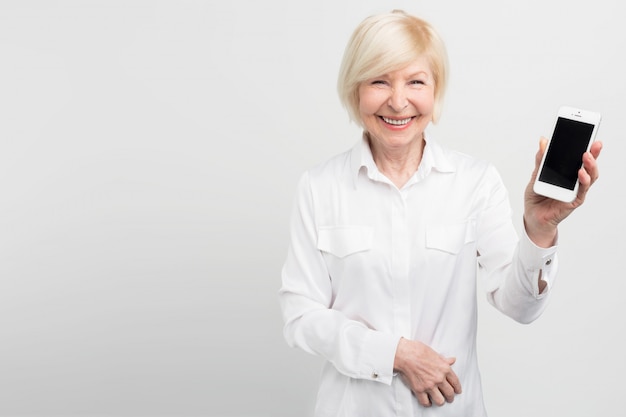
[360,331,401,385]
[519,227,558,297]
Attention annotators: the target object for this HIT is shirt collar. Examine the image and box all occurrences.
[350,130,456,188]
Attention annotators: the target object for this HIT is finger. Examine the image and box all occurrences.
[589,140,603,160]
[416,392,431,407]
[573,155,597,206]
[578,167,591,190]
[572,174,590,208]
[574,161,597,206]
[582,152,599,184]
[437,381,457,403]
[585,145,601,177]
[574,143,601,203]
[428,388,447,407]
[443,357,462,394]
[447,372,463,394]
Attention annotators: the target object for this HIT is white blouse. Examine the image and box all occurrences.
[279,133,558,416]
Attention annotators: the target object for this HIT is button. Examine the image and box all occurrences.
[372,372,379,379]
[545,258,552,265]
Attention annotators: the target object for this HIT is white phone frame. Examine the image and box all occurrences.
[533,106,601,203]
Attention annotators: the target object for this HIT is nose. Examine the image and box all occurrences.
[388,87,408,112]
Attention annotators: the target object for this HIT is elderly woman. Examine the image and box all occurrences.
[279,10,601,416]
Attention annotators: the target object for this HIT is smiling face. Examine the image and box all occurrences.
[358,58,435,152]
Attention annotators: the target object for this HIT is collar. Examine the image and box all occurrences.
[350,130,456,189]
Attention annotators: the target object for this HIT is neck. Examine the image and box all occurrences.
[367,133,425,188]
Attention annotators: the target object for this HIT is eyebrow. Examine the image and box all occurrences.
[369,70,430,81]
[376,70,430,79]
[407,71,429,78]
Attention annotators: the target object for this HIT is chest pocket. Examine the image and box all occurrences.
[317,226,373,258]
[426,219,476,254]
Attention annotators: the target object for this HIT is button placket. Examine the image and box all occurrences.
[391,189,411,337]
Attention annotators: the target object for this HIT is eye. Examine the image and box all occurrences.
[410,79,426,86]
[370,79,388,86]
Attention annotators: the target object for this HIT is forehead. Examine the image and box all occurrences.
[384,57,432,78]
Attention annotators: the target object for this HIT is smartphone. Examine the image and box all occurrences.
[533,106,601,203]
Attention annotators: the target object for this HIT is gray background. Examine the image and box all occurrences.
[0,0,623,416]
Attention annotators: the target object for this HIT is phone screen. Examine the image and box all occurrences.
[538,117,595,190]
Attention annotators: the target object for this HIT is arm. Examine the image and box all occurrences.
[278,173,399,384]
[524,138,602,293]
[478,163,557,323]
[481,139,602,322]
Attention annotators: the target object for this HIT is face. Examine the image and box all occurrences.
[358,58,435,152]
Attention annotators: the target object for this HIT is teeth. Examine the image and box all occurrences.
[382,116,412,125]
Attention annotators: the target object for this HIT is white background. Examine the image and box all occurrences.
[0,1,623,416]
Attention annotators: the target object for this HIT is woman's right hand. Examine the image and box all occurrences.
[393,338,462,407]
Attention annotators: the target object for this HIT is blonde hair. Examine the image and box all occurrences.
[337,10,449,126]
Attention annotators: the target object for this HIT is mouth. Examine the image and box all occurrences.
[379,116,414,126]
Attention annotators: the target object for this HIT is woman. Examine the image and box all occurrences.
[278,10,601,416]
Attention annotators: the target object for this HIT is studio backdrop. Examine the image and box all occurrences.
[0,1,623,416]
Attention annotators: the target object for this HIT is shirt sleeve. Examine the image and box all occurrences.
[477,165,558,324]
[278,172,400,385]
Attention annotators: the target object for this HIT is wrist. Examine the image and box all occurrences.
[393,337,407,373]
[523,215,557,248]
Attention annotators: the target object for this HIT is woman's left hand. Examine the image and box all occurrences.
[523,138,603,248]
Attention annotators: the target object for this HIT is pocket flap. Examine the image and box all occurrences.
[317,226,373,258]
[426,219,476,254]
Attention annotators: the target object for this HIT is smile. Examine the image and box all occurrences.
[380,116,413,126]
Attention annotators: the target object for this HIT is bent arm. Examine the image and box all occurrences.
[478,165,558,324]
[485,229,557,324]
[278,173,399,383]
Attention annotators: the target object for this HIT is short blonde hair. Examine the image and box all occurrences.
[337,10,449,126]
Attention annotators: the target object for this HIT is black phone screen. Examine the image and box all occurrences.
[538,117,595,190]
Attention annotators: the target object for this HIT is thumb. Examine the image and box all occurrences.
[535,137,548,167]
[531,137,549,183]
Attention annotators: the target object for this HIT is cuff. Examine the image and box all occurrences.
[359,331,401,385]
[519,227,558,297]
